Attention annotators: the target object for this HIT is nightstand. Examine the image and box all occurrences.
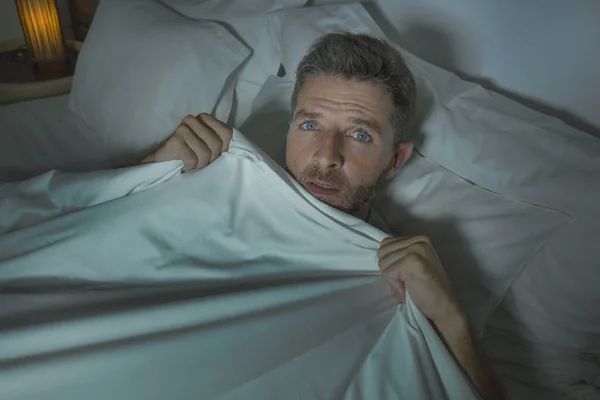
[0,40,81,105]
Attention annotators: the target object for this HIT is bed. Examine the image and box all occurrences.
[1,1,598,399]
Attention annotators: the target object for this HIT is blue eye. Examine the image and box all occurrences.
[301,121,318,131]
[351,130,371,143]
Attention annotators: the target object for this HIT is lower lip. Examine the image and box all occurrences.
[305,182,339,196]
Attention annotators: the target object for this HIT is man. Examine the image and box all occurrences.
[142,33,505,399]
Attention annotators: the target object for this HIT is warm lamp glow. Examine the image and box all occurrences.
[15,0,66,63]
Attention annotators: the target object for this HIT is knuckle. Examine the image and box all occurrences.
[169,135,185,146]
[182,156,198,170]
[382,268,396,281]
[183,156,197,166]
[385,268,404,287]
[219,129,233,151]
[173,125,188,137]
[182,114,196,124]
[197,140,213,158]
[196,153,211,168]
[190,138,208,156]
[415,235,432,245]
[404,252,425,266]
[213,133,224,147]
[196,113,213,126]
[197,137,210,151]
[381,237,395,245]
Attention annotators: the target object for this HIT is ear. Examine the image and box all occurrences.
[385,141,414,180]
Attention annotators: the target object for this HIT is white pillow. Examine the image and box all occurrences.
[269,3,387,79]
[403,28,600,394]
[160,0,306,127]
[239,75,569,336]
[372,154,569,337]
[69,0,250,165]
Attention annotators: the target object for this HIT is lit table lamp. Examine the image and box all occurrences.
[15,0,72,80]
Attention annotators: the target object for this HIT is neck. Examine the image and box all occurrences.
[350,207,370,222]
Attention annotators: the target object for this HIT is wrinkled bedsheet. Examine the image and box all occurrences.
[0,130,479,399]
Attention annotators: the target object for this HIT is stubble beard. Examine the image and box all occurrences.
[286,160,393,213]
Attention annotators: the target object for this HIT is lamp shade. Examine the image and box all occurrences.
[15,0,66,63]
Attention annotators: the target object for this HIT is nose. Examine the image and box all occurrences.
[313,131,344,169]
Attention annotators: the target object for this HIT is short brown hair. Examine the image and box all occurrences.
[291,32,416,143]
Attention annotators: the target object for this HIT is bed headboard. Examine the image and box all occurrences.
[69,0,100,41]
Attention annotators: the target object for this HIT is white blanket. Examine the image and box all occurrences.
[0,130,479,399]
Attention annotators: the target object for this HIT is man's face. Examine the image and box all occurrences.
[286,75,413,214]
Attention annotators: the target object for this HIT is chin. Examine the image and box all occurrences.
[313,194,341,208]
[319,196,357,213]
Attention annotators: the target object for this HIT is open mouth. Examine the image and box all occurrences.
[312,181,337,190]
[304,181,339,197]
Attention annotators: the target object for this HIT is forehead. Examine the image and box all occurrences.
[295,75,393,128]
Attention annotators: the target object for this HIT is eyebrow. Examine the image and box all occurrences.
[293,110,323,120]
[348,117,383,136]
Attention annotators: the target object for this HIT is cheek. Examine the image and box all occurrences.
[343,150,389,186]
[285,132,306,171]
[285,133,295,162]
